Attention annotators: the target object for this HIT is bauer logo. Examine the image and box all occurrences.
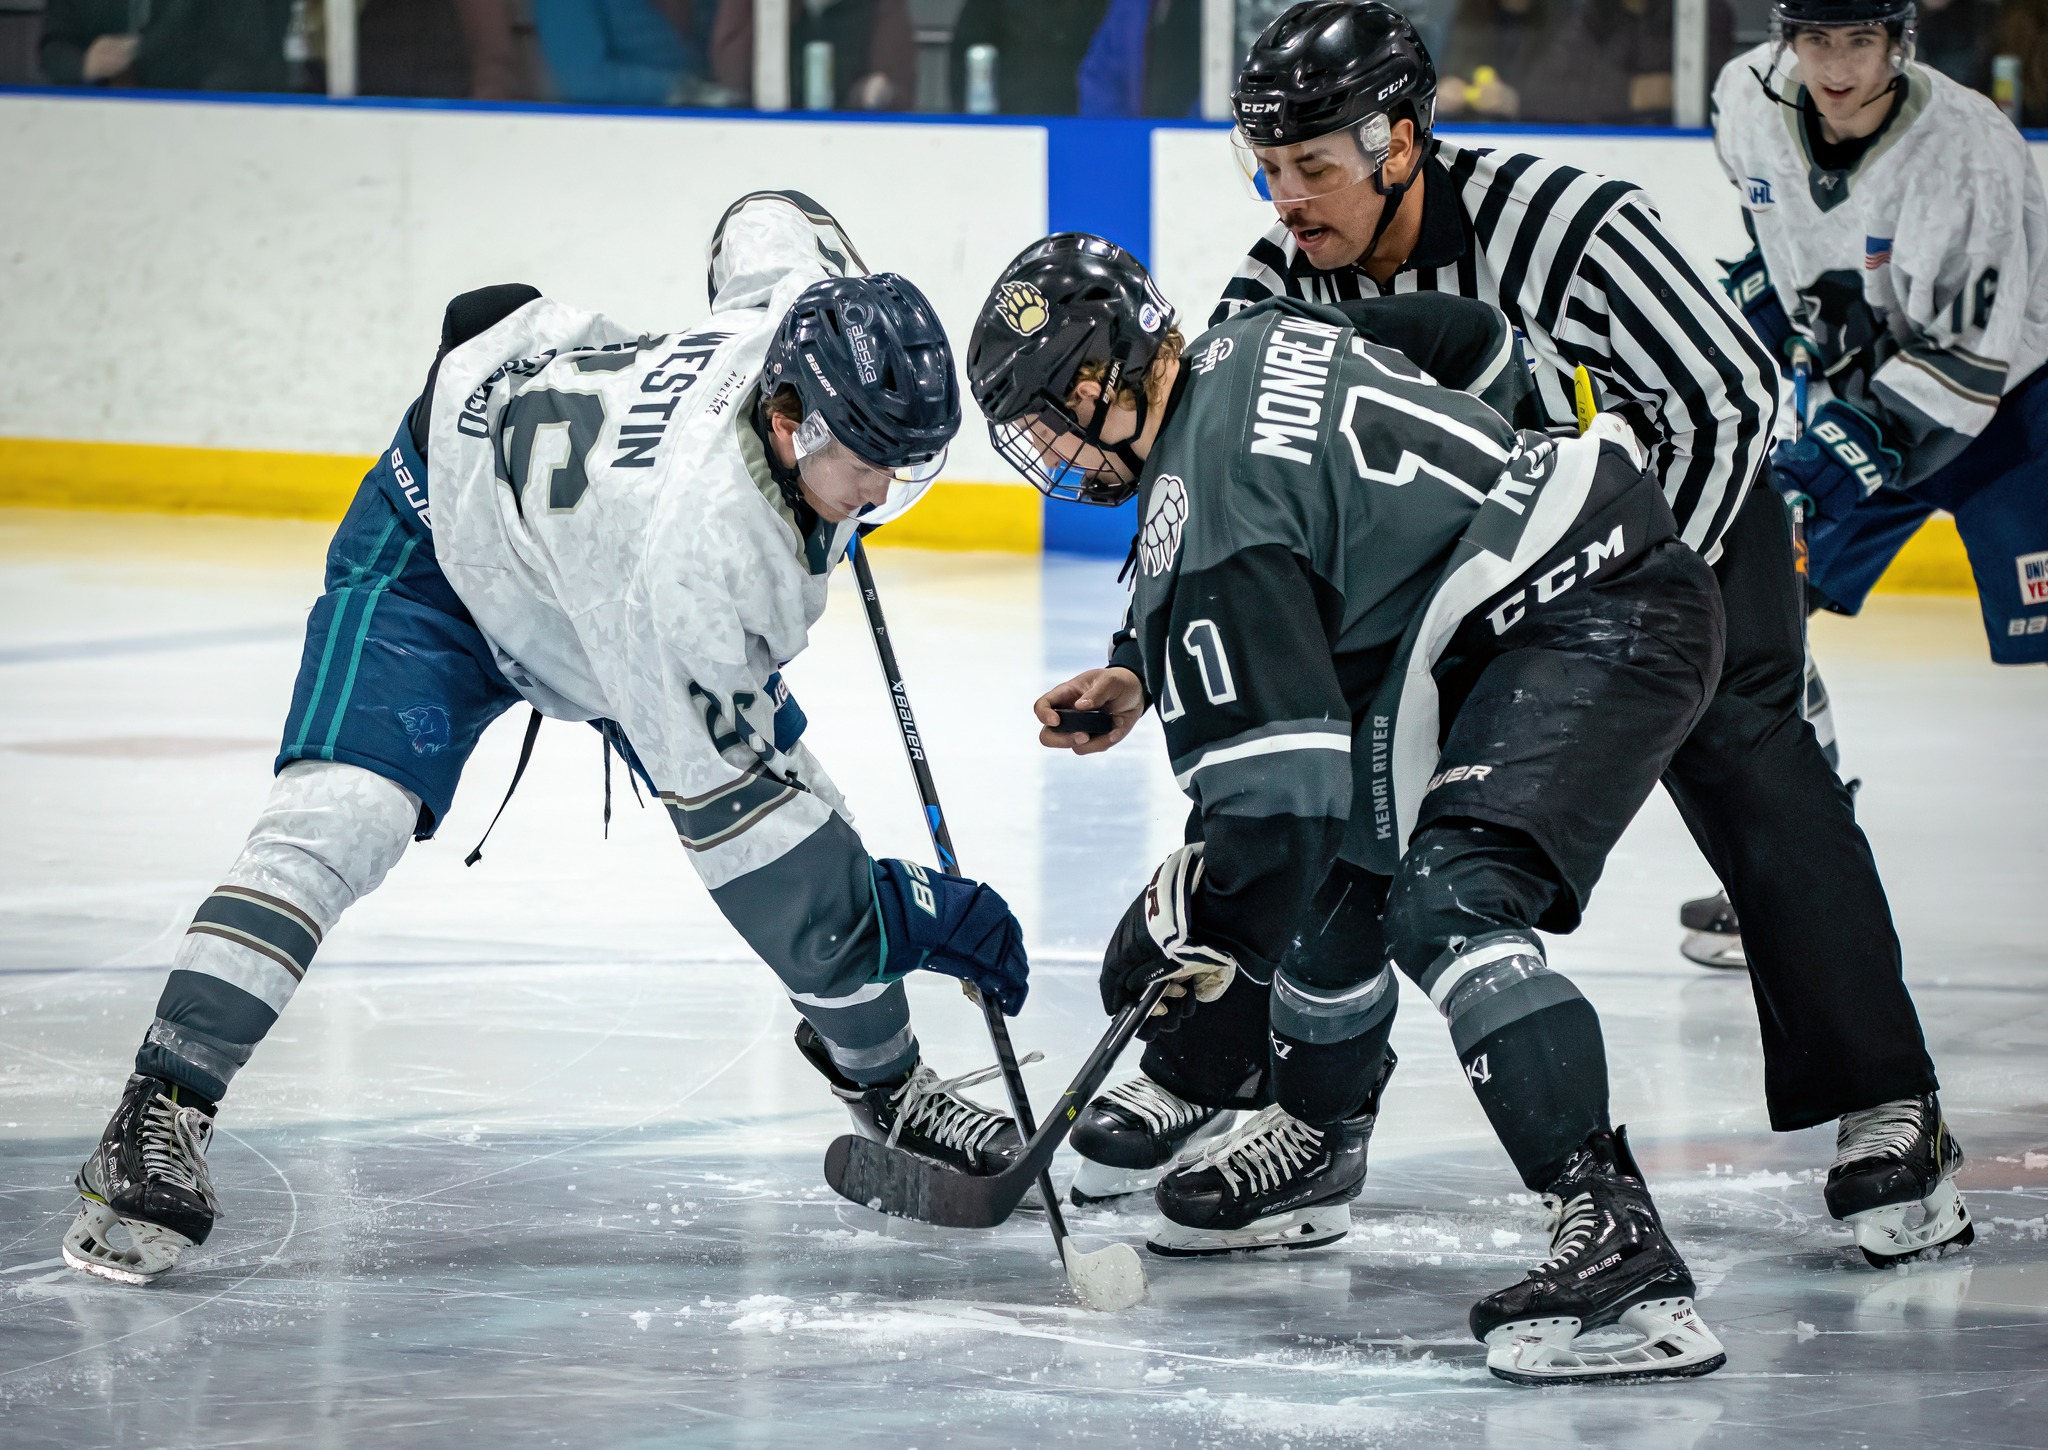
[994,280,1049,337]
[2018,550,2048,606]
[1744,177,1775,209]
[1140,475,1189,578]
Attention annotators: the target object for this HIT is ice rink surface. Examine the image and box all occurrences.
[1,508,2044,1449]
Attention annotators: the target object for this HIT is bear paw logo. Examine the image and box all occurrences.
[398,704,452,756]
[1139,475,1188,578]
[995,280,1050,337]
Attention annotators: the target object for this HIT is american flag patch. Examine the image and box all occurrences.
[1865,237,1894,269]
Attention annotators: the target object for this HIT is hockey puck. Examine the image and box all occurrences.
[1055,708,1116,737]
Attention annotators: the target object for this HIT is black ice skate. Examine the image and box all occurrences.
[1146,1104,1372,1256]
[1067,1074,1236,1206]
[1826,1094,1973,1267]
[62,1074,219,1285]
[1678,890,1746,969]
[795,1021,1021,1177]
[1472,1127,1725,1386]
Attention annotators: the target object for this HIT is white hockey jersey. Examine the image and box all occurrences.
[422,194,860,896]
[1712,46,2048,482]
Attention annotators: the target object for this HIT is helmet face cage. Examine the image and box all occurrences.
[985,353,1144,509]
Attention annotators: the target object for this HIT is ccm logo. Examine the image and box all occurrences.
[1488,525,1627,635]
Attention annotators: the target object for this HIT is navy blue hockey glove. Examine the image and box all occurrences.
[1719,248,1795,367]
[1772,401,1901,540]
[1100,846,1239,1041]
[872,859,1029,1015]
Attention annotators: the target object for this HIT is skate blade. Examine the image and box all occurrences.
[1849,1176,1974,1267]
[1145,1201,1351,1258]
[1068,1112,1237,1207]
[1679,930,1747,970]
[60,1197,191,1285]
[1485,1297,1727,1386]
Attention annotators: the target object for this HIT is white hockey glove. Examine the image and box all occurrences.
[1100,844,1240,1038]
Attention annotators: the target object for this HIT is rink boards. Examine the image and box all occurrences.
[2,88,2042,574]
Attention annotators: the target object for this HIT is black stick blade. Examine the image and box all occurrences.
[824,1134,1023,1229]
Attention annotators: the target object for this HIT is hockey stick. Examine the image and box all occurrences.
[827,977,1173,1228]
[1789,351,1812,616]
[845,538,1147,1309]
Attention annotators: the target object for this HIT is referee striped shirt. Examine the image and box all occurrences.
[1213,140,1779,556]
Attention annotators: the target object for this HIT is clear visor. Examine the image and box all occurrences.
[1231,113,1391,203]
[989,408,1139,506]
[792,410,946,525]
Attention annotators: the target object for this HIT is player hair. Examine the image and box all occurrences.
[1069,326,1186,412]
[763,383,805,426]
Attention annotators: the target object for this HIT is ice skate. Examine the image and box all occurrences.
[796,1021,1021,1176]
[1473,1127,1725,1385]
[1067,1074,1237,1206]
[1826,1094,1973,1267]
[62,1073,219,1285]
[1146,1103,1373,1256]
[1678,890,1746,969]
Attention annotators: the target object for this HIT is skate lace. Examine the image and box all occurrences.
[1188,1105,1322,1196]
[1535,1191,1601,1274]
[1099,1075,1203,1136]
[1832,1098,1924,1169]
[886,1054,1042,1156]
[140,1094,218,1213]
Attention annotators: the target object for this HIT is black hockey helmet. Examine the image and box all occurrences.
[1232,2,1437,151]
[967,233,1176,509]
[762,272,960,522]
[1772,0,1914,33]
[1231,4,1437,268]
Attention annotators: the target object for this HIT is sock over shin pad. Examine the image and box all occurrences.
[137,761,418,1100]
[1418,932,1610,1187]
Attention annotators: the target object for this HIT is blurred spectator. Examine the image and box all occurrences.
[1917,0,1998,91]
[1439,0,1714,124]
[359,0,530,100]
[359,0,471,97]
[533,0,707,104]
[456,0,531,99]
[712,0,914,109]
[41,0,291,89]
[1994,0,2048,124]
[1075,0,1202,118]
[949,0,1108,115]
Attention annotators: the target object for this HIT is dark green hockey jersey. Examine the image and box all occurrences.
[1115,294,1670,976]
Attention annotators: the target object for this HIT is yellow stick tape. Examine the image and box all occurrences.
[0,436,1043,552]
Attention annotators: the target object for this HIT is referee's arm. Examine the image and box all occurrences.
[1555,201,1779,556]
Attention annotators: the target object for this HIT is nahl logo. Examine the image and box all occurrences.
[994,280,1050,337]
[1743,176,1775,209]
[1140,474,1189,577]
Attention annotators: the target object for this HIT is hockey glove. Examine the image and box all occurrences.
[1719,248,1795,367]
[1771,400,1901,541]
[871,859,1029,1016]
[1100,844,1239,1040]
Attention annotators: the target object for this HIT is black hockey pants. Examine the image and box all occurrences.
[1660,487,1936,1129]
